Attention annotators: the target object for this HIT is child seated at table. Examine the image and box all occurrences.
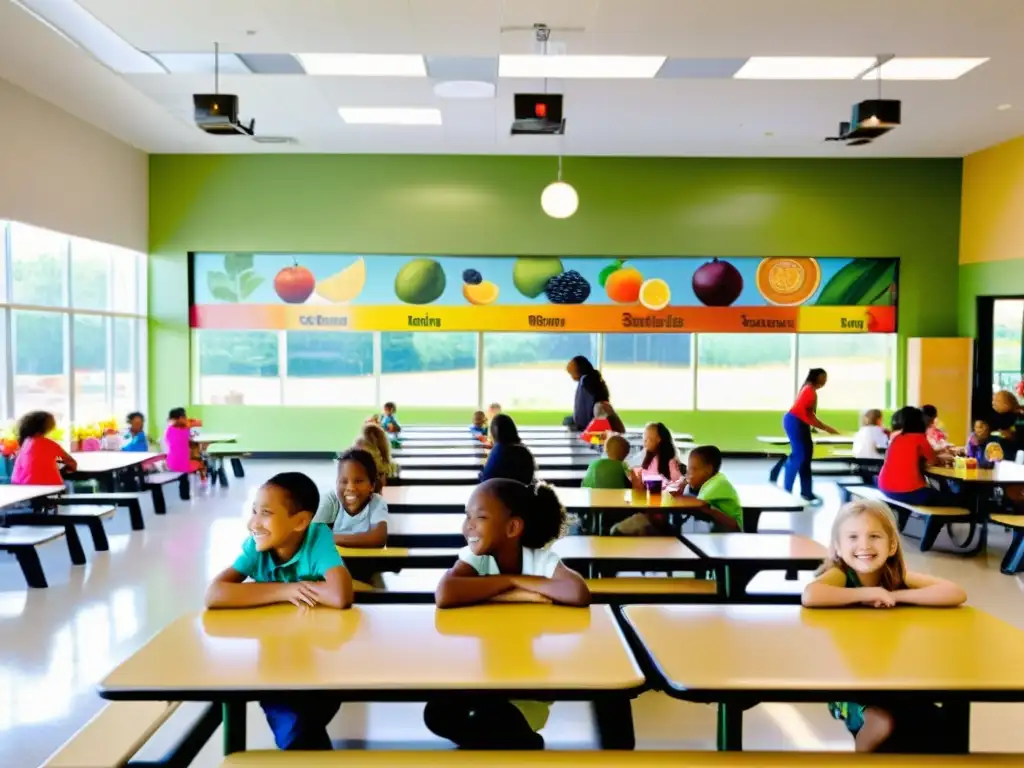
[802,498,965,753]
[852,409,888,459]
[121,411,149,452]
[469,410,489,441]
[164,407,207,482]
[355,423,398,489]
[427,478,589,749]
[206,471,353,751]
[11,410,77,485]
[487,402,502,422]
[877,406,954,506]
[610,423,682,536]
[379,401,401,434]
[676,445,742,532]
[314,449,389,551]
[922,404,950,451]
[581,433,631,489]
[580,402,613,445]
[965,417,1003,467]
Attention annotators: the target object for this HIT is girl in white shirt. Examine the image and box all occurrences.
[427,478,590,749]
[853,409,889,459]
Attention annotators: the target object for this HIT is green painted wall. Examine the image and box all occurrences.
[149,155,963,452]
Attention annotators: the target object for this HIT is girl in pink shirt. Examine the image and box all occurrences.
[612,422,683,535]
[163,407,206,479]
[11,411,77,486]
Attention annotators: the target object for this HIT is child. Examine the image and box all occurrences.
[611,422,683,535]
[676,445,743,532]
[11,411,77,485]
[313,449,389,550]
[580,402,613,445]
[380,402,401,434]
[581,434,631,489]
[479,414,536,485]
[427,478,589,749]
[469,410,489,440]
[966,418,1003,467]
[356,423,398,489]
[802,499,966,753]
[121,412,149,452]
[206,471,352,751]
[922,405,949,451]
[877,406,953,506]
[164,408,206,481]
[487,402,502,422]
[852,409,889,459]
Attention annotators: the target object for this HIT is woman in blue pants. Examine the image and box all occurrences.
[783,368,838,503]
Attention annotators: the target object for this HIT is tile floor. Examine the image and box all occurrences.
[2,459,1023,767]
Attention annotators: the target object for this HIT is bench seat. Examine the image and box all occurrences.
[991,513,1024,575]
[42,701,179,768]
[55,493,146,530]
[5,505,116,553]
[144,471,189,511]
[0,525,65,588]
[842,485,972,552]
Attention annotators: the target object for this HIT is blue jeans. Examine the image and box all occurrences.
[260,697,342,750]
[783,412,814,499]
[878,486,954,506]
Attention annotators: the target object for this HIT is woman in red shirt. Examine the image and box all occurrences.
[878,406,953,505]
[783,369,838,503]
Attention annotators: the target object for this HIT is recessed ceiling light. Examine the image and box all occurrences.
[499,55,666,79]
[863,57,989,80]
[338,107,441,125]
[296,54,425,76]
[734,56,876,80]
[433,80,495,99]
[997,103,1013,111]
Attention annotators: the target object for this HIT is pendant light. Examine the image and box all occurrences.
[541,156,578,219]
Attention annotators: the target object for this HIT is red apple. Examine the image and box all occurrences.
[692,258,743,307]
[274,261,315,304]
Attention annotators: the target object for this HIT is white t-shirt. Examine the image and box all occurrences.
[458,546,561,578]
[313,491,389,535]
[852,425,889,459]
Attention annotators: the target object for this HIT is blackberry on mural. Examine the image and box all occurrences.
[545,270,591,304]
[462,269,483,285]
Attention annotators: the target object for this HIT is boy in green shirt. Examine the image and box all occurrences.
[681,445,743,532]
[582,434,632,489]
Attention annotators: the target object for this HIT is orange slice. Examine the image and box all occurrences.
[639,278,671,311]
[463,280,500,306]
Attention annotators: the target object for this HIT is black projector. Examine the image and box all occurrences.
[845,99,901,140]
[193,94,255,136]
[511,93,565,135]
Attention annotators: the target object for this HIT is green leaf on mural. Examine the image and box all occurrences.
[224,253,254,278]
[208,271,238,302]
[238,270,264,300]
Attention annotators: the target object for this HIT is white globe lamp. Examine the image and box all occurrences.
[541,157,578,219]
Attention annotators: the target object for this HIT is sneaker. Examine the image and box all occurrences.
[802,495,823,506]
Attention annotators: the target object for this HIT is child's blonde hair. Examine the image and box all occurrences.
[605,433,630,462]
[361,422,391,464]
[861,408,882,426]
[818,499,907,590]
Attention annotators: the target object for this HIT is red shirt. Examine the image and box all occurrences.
[878,433,936,493]
[581,417,612,444]
[11,437,64,485]
[788,384,817,424]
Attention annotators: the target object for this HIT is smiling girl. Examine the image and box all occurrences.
[313,449,389,549]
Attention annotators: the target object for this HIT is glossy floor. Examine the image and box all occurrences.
[2,460,1022,767]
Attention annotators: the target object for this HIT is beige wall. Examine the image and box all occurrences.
[0,77,147,251]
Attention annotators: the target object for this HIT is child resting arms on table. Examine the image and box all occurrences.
[206,471,353,751]
[675,445,743,532]
[802,498,966,753]
[427,478,590,750]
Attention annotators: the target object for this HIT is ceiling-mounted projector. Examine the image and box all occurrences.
[825,99,901,146]
[193,94,255,136]
[511,93,565,135]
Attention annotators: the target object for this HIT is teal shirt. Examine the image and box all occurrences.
[232,522,344,583]
[582,458,631,489]
[697,472,743,529]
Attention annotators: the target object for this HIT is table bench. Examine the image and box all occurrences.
[6,504,116,553]
[392,469,585,487]
[841,485,973,552]
[208,447,249,480]
[51,492,146,531]
[144,472,189,515]
[0,525,66,588]
[990,513,1024,574]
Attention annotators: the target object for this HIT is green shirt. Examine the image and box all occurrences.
[697,472,743,529]
[582,458,631,489]
[232,522,344,583]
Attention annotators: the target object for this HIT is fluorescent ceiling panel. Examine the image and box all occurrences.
[734,56,876,80]
[863,57,989,80]
[499,55,666,79]
[296,54,426,76]
[338,107,442,125]
[152,52,251,75]
[10,0,165,73]
[657,58,748,79]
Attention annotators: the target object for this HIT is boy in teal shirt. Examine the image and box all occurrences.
[582,434,632,489]
[206,471,353,750]
[680,445,743,532]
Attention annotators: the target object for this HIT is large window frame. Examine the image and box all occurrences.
[0,221,148,425]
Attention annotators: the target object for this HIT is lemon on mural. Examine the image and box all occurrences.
[315,258,366,303]
[463,280,499,305]
[638,278,671,311]
[755,257,821,306]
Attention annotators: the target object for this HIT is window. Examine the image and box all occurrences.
[483,333,598,411]
[11,223,68,307]
[73,315,108,422]
[113,317,138,419]
[696,334,795,410]
[196,330,280,405]
[603,333,693,410]
[797,334,897,411]
[12,310,69,421]
[70,239,110,310]
[992,299,1024,392]
[380,332,477,407]
[284,331,375,406]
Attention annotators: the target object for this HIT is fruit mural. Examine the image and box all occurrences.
[191,253,899,333]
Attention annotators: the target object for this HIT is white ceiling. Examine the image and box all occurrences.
[1,0,1023,157]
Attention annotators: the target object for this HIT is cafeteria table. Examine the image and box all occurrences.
[927,461,1024,553]
[622,604,1024,752]
[391,469,585,487]
[756,435,855,483]
[396,454,595,471]
[99,604,646,753]
[68,451,163,491]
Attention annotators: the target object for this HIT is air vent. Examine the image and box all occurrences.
[251,136,298,145]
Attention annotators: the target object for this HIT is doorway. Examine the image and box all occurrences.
[974,297,1024,420]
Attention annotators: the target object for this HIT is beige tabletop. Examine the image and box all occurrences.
[394,446,601,457]
[756,435,853,445]
[551,536,699,562]
[928,460,1024,485]
[0,484,66,508]
[70,451,163,473]
[682,533,827,562]
[388,514,463,535]
[193,433,238,444]
[623,604,1024,695]
[336,546,458,560]
[99,604,644,695]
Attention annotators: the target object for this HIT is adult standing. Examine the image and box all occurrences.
[783,368,838,503]
[567,355,610,432]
